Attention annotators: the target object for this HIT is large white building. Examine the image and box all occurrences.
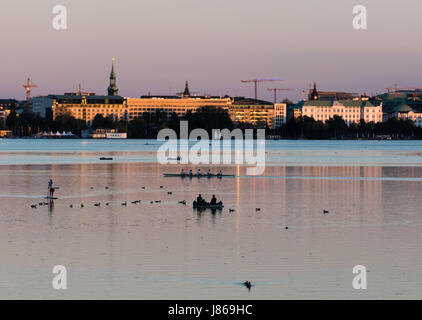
[389,104,422,127]
[293,100,383,125]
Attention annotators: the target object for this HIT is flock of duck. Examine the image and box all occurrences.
[29,185,332,226]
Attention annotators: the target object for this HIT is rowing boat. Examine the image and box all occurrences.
[163,173,235,178]
[193,201,224,209]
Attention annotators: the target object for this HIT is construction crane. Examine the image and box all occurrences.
[23,78,38,105]
[241,78,283,100]
[267,88,293,104]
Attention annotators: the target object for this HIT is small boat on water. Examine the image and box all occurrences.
[167,156,182,161]
[193,201,224,209]
[164,173,235,178]
[100,157,113,161]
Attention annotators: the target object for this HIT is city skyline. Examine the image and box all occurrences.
[1,0,422,102]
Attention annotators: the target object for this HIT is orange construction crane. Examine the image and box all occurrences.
[267,88,293,103]
[241,78,283,100]
[23,78,38,104]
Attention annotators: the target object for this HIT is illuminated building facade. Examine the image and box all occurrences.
[52,94,127,123]
[274,103,287,128]
[0,108,9,124]
[293,100,382,125]
[127,96,232,120]
[389,104,422,127]
[0,99,15,123]
[227,98,277,128]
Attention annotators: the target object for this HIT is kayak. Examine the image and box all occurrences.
[193,201,224,209]
[164,173,235,178]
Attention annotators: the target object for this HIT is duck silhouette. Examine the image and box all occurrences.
[243,281,252,291]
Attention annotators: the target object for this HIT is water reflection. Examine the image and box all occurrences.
[1,161,422,299]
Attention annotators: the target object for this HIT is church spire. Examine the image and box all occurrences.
[108,58,119,96]
[310,81,319,100]
[183,81,190,97]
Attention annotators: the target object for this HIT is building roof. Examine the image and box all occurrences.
[0,99,18,104]
[48,94,125,104]
[340,100,375,108]
[138,95,226,100]
[232,98,273,106]
[296,100,375,108]
[393,103,413,113]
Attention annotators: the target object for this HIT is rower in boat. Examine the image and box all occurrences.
[217,170,223,177]
[207,169,212,176]
[180,168,185,175]
[196,194,206,206]
[188,169,193,176]
[210,195,223,206]
[196,169,201,176]
[210,195,217,205]
[193,194,223,208]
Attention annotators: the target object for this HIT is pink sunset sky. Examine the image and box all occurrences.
[1,0,422,102]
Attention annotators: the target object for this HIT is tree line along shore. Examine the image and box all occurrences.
[2,106,422,140]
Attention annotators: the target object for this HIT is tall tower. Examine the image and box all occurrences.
[183,81,190,97]
[310,82,319,100]
[108,58,119,96]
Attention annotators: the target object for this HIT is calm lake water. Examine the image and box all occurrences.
[0,139,422,299]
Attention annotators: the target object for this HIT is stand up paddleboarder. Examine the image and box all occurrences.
[48,179,55,198]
